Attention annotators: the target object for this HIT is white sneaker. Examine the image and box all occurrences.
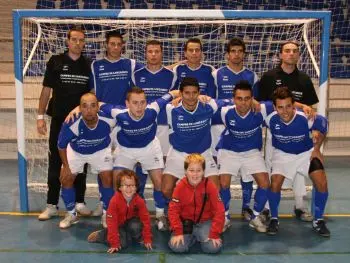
[156,215,169,231]
[101,213,107,229]
[59,213,79,229]
[75,203,91,216]
[249,215,267,233]
[38,204,58,221]
[92,202,103,217]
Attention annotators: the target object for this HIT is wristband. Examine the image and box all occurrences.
[37,115,44,120]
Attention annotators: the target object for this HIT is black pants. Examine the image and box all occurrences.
[47,116,86,205]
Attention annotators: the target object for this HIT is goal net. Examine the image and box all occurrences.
[13,9,330,211]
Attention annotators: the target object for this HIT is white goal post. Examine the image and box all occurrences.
[12,9,331,212]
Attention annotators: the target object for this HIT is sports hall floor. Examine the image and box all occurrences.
[0,157,349,263]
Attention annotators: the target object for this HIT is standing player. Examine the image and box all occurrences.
[258,41,318,221]
[37,26,91,221]
[265,87,330,237]
[57,93,115,229]
[212,37,259,223]
[173,38,216,97]
[132,39,177,160]
[90,30,143,105]
[100,88,180,231]
[162,77,228,208]
[217,80,273,232]
[90,30,144,216]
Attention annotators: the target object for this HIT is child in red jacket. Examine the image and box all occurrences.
[168,153,225,253]
[87,169,153,253]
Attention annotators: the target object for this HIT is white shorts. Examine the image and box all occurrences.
[157,125,170,156]
[271,148,313,181]
[217,149,266,182]
[164,147,218,179]
[67,144,113,174]
[113,137,164,171]
[210,125,225,157]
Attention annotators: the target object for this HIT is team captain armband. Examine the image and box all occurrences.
[172,198,179,203]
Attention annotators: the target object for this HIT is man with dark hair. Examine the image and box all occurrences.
[173,38,216,97]
[37,26,91,221]
[89,30,143,219]
[162,77,229,218]
[217,80,273,233]
[90,30,143,105]
[212,37,259,228]
[265,87,330,237]
[258,40,319,221]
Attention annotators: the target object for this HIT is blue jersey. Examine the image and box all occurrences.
[57,112,116,155]
[90,58,143,105]
[212,66,259,125]
[217,102,274,152]
[167,99,227,154]
[101,93,173,148]
[173,63,216,97]
[132,66,176,125]
[265,111,328,154]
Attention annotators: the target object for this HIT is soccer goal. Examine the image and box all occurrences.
[12,9,331,212]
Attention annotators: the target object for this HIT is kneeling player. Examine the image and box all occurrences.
[168,154,224,254]
[87,170,152,253]
[265,87,330,237]
[57,93,115,229]
[217,80,273,232]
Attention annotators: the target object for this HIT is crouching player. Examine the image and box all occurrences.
[217,80,273,232]
[87,170,152,253]
[101,88,180,231]
[265,87,330,237]
[168,154,225,254]
[57,93,115,229]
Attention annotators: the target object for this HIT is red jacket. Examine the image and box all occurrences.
[106,192,152,248]
[168,177,225,239]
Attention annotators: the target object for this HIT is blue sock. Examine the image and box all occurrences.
[100,186,114,211]
[268,190,281,219]
[241,179,253,209]
[136,164,147,198]
[253,187,268,214]
[314,190,328,220]
[153,190,165,210]
[220,187,231,214]
[61,187,76,212]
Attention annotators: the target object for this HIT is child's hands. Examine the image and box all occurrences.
[107,246,121,253]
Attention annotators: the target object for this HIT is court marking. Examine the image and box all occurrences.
[0,248,350,256]
[1,212,350,217]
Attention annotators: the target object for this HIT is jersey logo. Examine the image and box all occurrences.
[276,79,282,85]
[123,121,129,125]
[171,198,179,203]
[178,115,184,121]
[229,120,236,126]
[275,124,280,130]
[63,65,69,71]
[140,77,146,83]
[223,76,229,81]
[154,157,160,163]
[180,72,186,78]
[99,65,104,71]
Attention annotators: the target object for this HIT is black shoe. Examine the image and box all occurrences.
[313,220,330,237]
[294,207,313,222]
[261,208,271,224]
[241,207,254,221]
[267,219,279,236]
